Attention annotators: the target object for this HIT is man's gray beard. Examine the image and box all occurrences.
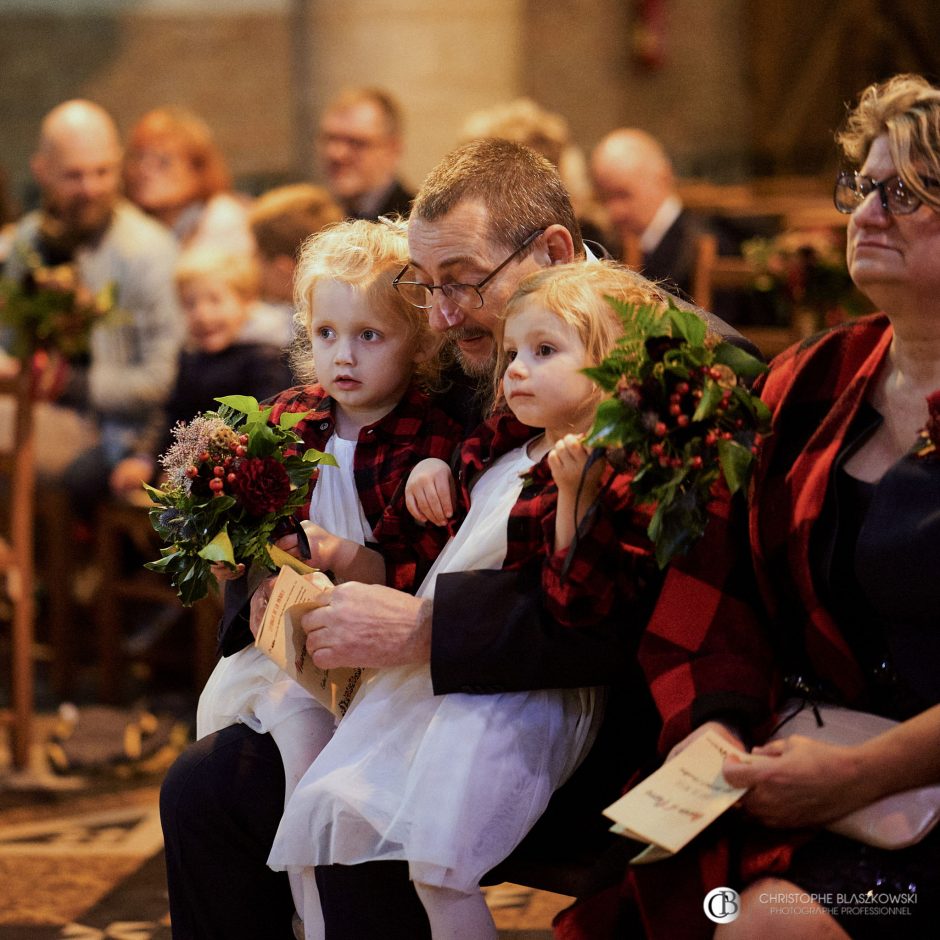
[449,340,496,380]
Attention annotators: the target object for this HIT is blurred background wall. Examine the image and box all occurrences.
[1,0,938,209]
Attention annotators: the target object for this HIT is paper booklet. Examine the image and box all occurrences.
[254,564,363,718]
[603,729,748,864]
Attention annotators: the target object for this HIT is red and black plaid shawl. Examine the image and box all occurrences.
[610,314,895,940]
[267,381,463,592]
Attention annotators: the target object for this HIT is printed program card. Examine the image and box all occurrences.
[603,729,748,863]
[254,564,362,718]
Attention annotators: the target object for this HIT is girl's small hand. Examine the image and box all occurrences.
[248,575,276,638]
[548,434,604,502]
[405,458,455,526]
[211,562,245,584]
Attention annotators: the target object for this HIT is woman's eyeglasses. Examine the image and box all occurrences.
[833,171,940,216]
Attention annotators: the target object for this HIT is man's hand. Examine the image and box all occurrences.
[405,458,456,526]
[301,581,432,669]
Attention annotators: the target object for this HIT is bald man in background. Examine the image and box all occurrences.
[2,99,182,516]
[591,128,710,300]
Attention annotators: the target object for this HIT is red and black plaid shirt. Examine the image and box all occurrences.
[267,381,463,592]
[444,410,657,628]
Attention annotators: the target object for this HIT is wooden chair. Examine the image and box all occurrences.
[93,499,221,703]
[0,369,36,770]
[692,233,799,360]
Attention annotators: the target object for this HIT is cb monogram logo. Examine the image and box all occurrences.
[703,886,741,924]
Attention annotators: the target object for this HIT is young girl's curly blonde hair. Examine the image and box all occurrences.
[289,218,443,386]
[493,260,669,408]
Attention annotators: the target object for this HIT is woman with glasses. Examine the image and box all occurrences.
[569,73,940,940]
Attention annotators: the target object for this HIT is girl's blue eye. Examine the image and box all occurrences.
[505,349,517,361]
[537,344,554,356]
[317,327,334,339]
[362,329,380,341]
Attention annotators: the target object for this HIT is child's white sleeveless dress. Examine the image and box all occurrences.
[268,442,602,891]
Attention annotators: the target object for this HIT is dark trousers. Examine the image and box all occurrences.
[160,723,430,939]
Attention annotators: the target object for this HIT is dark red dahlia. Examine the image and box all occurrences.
[233,456,291,517]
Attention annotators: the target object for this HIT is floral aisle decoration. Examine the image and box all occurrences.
[0,243,118,363]
[741,227,870,334]
[584,301,771,567]
[144,395,337,606]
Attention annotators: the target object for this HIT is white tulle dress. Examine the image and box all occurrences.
[267,441,602,892]
[196,435,372,797]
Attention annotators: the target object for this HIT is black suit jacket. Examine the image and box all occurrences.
[352,179,415,221]
[641,208,710,301]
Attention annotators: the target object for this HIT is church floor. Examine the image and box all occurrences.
[0,714,571,939]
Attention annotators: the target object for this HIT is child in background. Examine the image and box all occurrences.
[270,261,669,939]
[193,219,462,918]
[249,183,343,310]
[109,246,293,501]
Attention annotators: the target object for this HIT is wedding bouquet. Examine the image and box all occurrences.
[144,395,336,605]
[585,301,771,567]
[0,243,118,361]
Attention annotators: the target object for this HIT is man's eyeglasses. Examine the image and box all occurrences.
[393,228,546,311]
[318,132,388,153]
[833,171,940,216]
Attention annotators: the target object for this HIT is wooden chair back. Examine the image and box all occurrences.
[692,233,799,360]
[0,369,36,770]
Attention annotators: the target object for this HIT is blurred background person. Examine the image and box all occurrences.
[247,182,343,317]
[317,87,414,221]
[109,246,293,502]
[124,106,255,256]
[591,127,711,298]
[2,99,182,518]
[459,96,606,245]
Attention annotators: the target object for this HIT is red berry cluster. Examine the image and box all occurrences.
[185,433,250,498]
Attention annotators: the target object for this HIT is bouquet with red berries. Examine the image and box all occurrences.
[143,394,336,605]
[585,301,771,567]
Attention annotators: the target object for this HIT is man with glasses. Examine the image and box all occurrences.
[160,137,748,939]
[317,87,414,221]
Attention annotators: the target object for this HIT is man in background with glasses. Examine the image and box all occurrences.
[161,137,748,940]
[317,87,414,222]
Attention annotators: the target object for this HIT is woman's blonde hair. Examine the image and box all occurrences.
[174,246,260,301]
[836,73,940,211]
[494,260,669,407]
[289,218,442,386]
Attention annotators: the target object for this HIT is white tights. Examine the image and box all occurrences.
[295,875,496,940]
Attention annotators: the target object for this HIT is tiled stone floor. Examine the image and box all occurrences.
[0,717,571,938]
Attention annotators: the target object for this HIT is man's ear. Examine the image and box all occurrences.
[543,224,575,265]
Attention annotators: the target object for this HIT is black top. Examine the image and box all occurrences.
[813,403,940,717]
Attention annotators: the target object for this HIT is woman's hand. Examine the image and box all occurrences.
[666,720,745,763]
[405,458,455,526]
[723,735,868,828]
